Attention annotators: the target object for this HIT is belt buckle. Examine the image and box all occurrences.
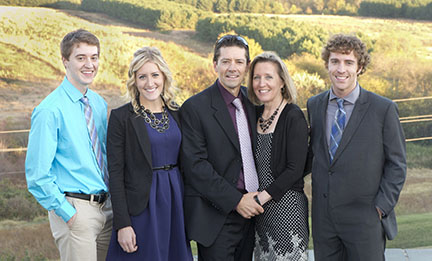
[89,194,102,205]
[163,165,171,171]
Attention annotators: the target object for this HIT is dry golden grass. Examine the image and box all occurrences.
[0,218,59,260]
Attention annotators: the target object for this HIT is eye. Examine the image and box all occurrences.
[152,73,160,78]
[265,75,273,80]
[253,75,260,80]
[138,75,146,80]
[77,56,84,61]
[91,56,98,62]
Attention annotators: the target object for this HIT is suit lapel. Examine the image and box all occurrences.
[241,87,257,152]
[332,87,370,164]
[317,91,331,164]
[210,84,240,151]
[129,105,152,167]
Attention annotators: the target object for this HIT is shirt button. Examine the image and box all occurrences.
[323,193,328,198]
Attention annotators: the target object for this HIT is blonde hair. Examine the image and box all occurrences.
[126,46,179,113]
[248,51,297,105]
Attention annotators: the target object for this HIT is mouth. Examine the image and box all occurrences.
[144,87,157,93]
[335,75,349,80]
[226,75,239,79]
[258,89,270,93]
[81,70,94,77]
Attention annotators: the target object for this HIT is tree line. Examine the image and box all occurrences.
[3,0,431,21]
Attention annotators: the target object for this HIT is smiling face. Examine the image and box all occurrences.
[136,62,164,108]
[213,46,249,96]
[327,50,361,97]
[63,43,99,94]
[252,61,284,106]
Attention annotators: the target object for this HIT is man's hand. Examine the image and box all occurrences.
[66,213,77,228]
[236,192,264,219]
[118,226,138,253]
[376,207,383,221]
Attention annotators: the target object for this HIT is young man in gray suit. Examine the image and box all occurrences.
[307,34,406,261]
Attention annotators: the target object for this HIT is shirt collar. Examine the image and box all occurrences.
[217,79,243,106]
[329,82,360,105]
[61,76,88,103]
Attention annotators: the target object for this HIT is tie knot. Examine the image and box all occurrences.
[80,96,89,105]
[336,98,344,109]
[232,98,242,110]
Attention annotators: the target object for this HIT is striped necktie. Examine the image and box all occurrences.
[232,98,259,192]
[80,96,108,186]
[329,98,346,163]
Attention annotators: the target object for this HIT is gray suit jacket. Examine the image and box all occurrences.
[307,86,406,240]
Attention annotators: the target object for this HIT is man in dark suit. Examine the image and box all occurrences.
[307,34,406,261]
[180,35,264,260]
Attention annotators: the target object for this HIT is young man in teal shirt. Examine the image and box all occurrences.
[25,29,112,261]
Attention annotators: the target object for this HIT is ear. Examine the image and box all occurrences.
[357,66,362,75]
[213,61,218,72]
[62,57,68,68]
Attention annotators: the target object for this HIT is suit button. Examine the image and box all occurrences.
[328,171,333,175]
[323,193,328,198]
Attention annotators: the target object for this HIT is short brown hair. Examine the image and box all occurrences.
[60,29,100,60]
[321,34,370,75]
[247,52,296,105]
[213,34,250,63]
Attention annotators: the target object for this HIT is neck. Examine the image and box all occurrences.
[139,96,164,112]
[263,97,284,118]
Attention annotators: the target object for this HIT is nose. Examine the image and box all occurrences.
[336,63,346,73]
[147,77,154,86]
[84,58,93,67]
[227,61,237,71]
[259,78,266,87]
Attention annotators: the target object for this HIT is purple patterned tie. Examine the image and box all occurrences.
[80,97,108,186]
[232,98,259,192]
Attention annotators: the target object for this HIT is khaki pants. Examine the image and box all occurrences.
[48,196,113,261]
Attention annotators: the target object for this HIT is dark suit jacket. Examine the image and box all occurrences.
[107,102,181,230]
[257,103,309,201]
[180,81,257,247]
[307,87,406,240]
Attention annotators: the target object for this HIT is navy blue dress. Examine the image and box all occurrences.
[106,112,192,261]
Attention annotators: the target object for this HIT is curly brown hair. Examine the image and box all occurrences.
[321,34,370,76]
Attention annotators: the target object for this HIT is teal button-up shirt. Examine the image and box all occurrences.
[25,77,108,222]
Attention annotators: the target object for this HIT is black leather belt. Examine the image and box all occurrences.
[65,192,108,204]
[152,164,178,171]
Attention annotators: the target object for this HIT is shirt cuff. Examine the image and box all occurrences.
[54,199,76,222]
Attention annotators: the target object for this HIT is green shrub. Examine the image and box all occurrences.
[0,178,46,221]
[81,0,211,30]
[196,14,327,58]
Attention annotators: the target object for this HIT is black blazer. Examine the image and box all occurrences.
[107,102,181,230]
[180,81,257,247]
[257,103,309,201]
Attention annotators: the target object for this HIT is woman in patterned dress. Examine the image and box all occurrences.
[248,52,309,260]
[106,47,192,260]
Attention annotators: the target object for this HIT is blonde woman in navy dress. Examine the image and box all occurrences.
[248,52,309,260]
[106,47,192,260]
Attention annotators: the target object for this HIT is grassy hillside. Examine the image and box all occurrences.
[0,6,431,259]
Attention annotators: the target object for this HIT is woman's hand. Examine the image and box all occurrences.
[118,226,138,253]
[257,190,272,205]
